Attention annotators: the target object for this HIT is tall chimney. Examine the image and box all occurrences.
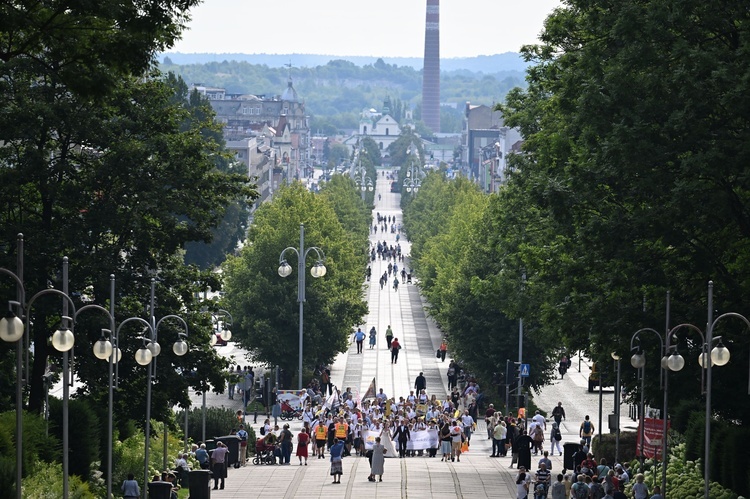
[422,0,440,134]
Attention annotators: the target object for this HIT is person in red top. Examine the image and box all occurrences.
[580,452,597,476]
[390,337,401,364]
[296,428,310,465]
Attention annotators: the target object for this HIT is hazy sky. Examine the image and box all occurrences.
[171,0,563,58]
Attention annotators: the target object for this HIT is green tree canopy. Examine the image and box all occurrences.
[222,183,368,386]
[497,0,750,420]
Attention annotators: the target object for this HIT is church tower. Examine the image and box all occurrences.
[422,0,440,134]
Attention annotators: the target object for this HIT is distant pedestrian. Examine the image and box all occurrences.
[369,327,377,349]
[579,415,595,447]
[385,326,394,349]
[439,339,448,362]
[354,327,365,354]
[414,372,426,393]
[390,337,401,364]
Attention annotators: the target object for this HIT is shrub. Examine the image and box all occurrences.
[23,460,98,499]
[0,411,60,496]
[48,397,101,481]
[591,430,637,464]
[183,407,240,444]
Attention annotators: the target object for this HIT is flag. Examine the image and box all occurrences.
[323,390,337,411]
[363,377,377,400]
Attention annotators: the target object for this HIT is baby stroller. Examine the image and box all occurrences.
[253,439,278,465]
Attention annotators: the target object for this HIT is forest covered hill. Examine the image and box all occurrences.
[159,53,528,133]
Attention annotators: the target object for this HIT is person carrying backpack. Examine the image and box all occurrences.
[579,415,595,447]
[237,425,248,467]
[571,474,590,499]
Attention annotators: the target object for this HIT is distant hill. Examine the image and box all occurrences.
[160,52,529,74]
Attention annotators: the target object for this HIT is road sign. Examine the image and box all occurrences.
[520,364,530,377]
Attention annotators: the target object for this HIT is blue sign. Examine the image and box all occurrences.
[520,364,530,377]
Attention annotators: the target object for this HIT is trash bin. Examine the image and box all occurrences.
[189,469,212,499]
[215,435,241,468]
[608,414,619,433]
[147,481,172,499]
[563,442,579,471]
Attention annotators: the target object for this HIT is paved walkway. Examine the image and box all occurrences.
[198,174,517,498]
[191,172,636,498]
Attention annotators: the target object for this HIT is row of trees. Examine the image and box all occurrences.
[0,0,258,494]
[406,0,750,494]
[162,58,524,133]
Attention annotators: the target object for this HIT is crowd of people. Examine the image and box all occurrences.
[248,373,489,485]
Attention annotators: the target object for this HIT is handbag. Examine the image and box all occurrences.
[436,349,441,358]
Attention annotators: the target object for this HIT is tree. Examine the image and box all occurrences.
[0,71,254,416]
[327,143,350,167]
[498,0,750,421]
[360,137,382,167]
[222,183,368,386]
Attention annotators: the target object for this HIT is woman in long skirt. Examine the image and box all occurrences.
[329,438,345,484]
[297,428,310,465]
[368,436,387,482]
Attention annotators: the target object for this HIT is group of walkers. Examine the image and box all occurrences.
[249,376,490,485]
[373,212,402,236]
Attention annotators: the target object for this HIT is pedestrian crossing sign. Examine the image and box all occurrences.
[520,364,530,377]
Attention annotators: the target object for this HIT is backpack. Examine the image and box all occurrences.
[583,420,592,434]
[447,367,455,376]
[573,483,590,499]
[532,424,544,441]
[259,426,266,436]
[554,428,562,441]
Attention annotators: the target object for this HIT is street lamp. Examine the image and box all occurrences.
[664,281,750,499]
[75,275,116,499]
[117,278,189,499]
[0,234,27,499]
[403,144,423,194]
[350,147,373,201]
[203,309,233,441]
[278,223,326,390]
[629,328,664,478]
[611,352,621,464]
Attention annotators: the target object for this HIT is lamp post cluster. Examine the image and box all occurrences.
[403,144,423,194]
[278,223,326,390]
[350,146,373,201]
[626,283,750,499]
[0,235,191,499]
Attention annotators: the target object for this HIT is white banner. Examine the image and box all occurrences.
[363,429,438,451]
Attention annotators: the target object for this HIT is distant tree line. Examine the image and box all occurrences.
[161,58,526,133]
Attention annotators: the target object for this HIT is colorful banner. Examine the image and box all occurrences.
[636,418,669,459]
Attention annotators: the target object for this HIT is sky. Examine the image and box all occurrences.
[171,0,564,58]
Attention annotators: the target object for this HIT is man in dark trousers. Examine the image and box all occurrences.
[392,419,411,458]
[414,372,426,394]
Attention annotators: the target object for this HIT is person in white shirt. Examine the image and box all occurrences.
[532,410,546,430]
[461,410,475,442]
[406,391,417,404]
